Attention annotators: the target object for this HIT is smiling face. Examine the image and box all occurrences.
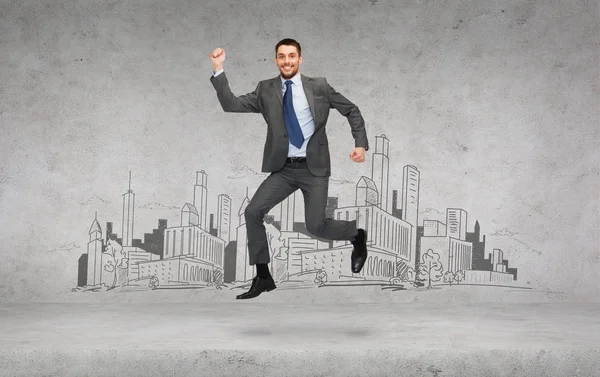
[275,44,302,79]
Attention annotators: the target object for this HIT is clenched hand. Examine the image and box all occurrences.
[209,47,226,71]
[349,147,365,163]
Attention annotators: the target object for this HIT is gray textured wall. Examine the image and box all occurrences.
[0,0,598,303]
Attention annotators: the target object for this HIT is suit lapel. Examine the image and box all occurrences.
[301,75,316,122]
[272,77,283,106]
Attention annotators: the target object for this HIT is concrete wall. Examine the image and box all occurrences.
[0,0,598,303]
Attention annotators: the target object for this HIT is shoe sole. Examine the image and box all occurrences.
[235,284,277,299]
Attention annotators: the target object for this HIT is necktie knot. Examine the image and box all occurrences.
[285,80,292,88]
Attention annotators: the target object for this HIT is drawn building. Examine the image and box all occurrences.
[223,240,237,283]
[86,213,104,286]
[419,212,521,285]
[466,220,489,270]
[193,170,209,232]
[77,254,88,287]
[137,256,216,286]
[391,190,402,219]
[168,203,224,263]
[182,202,199,226]
[401,165,420,262]
[420,208,472,274]
[462,247,517,285]
[137,203,225,286]
[448,237,473,272]
[491,248,506,272]
[489,248,519,280]
[371,135,390,212]
[299,244,397,282]
[446,208,467,241]
[311,199,413,281]
[105,222,122,245]
[132,219,167,259]
[423,219,446,237]
[121,172,135,247]
[356,176,379,206]
[217,194,231,243]
[466,221,518,279]
[235,189,254,282]
[127,248,160,281]
[134,173,225,287]
[287,234,330,278]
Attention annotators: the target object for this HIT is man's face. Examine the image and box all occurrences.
[275,45,302,79]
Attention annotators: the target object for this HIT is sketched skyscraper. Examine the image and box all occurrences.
[235,188,254,281]
[371,134,390,211]
[121,171,135,246]
[87,213,104,286]
[356,176,379,207]
[193,170,208,231]
[401,165,420,263]
[217,194,231,242]
[446,208,467,241]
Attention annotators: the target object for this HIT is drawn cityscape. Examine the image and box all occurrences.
[74,134,526,294]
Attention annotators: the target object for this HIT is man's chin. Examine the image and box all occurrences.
[279,69,297,79]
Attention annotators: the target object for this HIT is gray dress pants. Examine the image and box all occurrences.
[244,159,359,265]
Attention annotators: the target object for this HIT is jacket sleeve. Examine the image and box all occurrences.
[209,71,261,113]
[325,78,369,151]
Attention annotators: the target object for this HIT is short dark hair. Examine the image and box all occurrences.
[275,38,301,57]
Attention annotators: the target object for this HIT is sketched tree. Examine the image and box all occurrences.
[148,275,159,290]
[265,222,287,261]
[314,269,328,285]
[102,238,129,290]
[417,249,443,289]
[454,270,465,284]
[443,271,455,286]
[402,267,416,282]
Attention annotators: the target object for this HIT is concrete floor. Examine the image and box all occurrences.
[1,303,599,376]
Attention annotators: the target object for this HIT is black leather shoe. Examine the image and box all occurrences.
[351,228,368,273]
[236,276,277,299]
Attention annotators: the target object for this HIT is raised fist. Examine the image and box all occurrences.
[209,47,225,70]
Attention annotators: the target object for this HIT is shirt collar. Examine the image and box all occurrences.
[280,72,302,89]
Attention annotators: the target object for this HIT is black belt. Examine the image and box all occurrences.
[286,157,306,163]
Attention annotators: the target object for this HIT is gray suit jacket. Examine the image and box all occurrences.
[210,71,369,177]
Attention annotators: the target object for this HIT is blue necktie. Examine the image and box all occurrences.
[283,80,304,148]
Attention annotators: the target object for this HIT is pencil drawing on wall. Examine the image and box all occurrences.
[72,133,529,296]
